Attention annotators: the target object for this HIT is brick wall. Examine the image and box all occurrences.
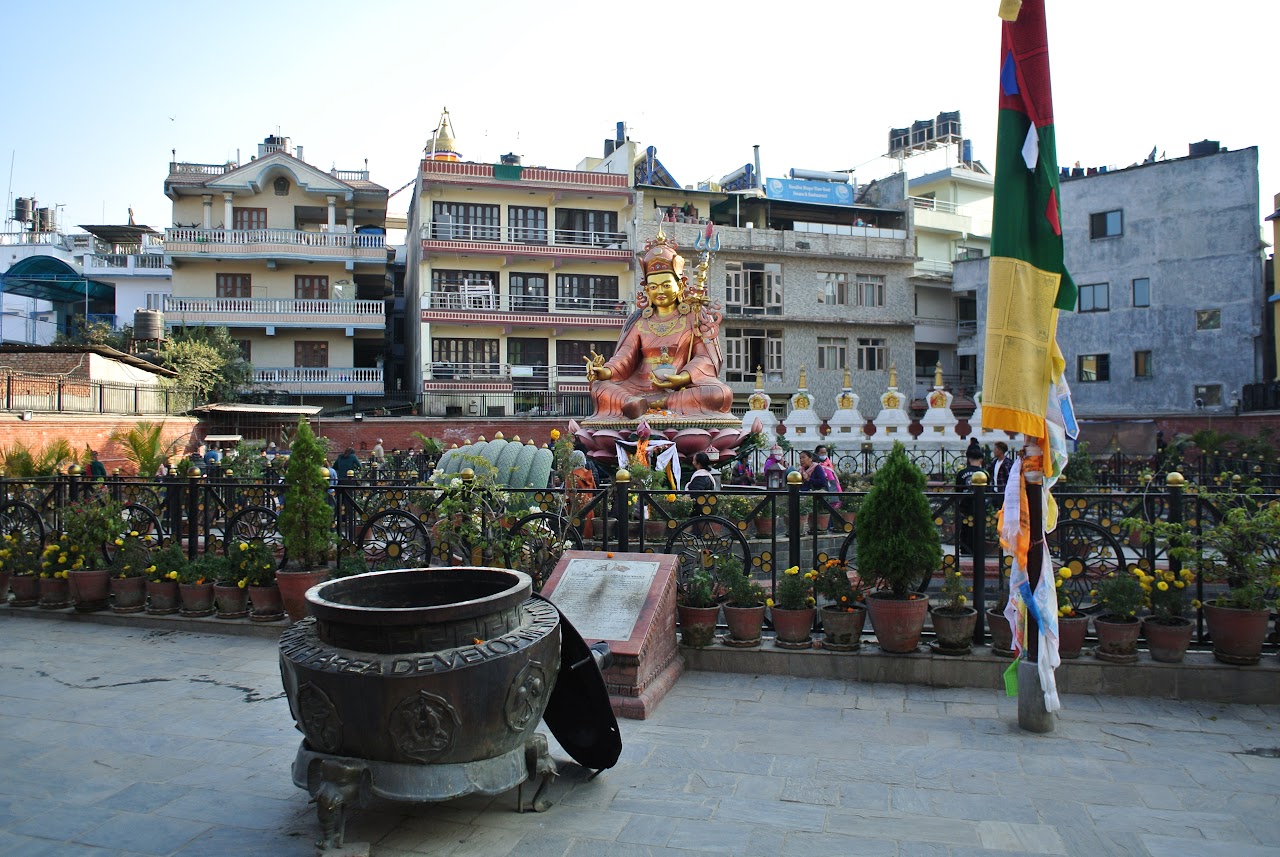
[0,415,200,475]
[0,353,89,377]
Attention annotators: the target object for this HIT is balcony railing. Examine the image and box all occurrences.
[0,231,71,248]
[421,286,626,317]
[956,320,978,339]
[426,362,592,386]
[423,222,628,250]
[253,367,383,395]
[163,296,385,328]
[169,161,234,177]
[164,228,386,261]
[913,259,953,278]
[83,253,170,275]
[909,196,961,214]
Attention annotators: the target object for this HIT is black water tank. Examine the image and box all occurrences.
[1188,140,1221,157]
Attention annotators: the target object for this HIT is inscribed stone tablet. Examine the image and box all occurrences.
[549,558,660,642]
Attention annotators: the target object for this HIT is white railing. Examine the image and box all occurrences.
[253,367,383,385]
[164,297,384,316]
[164,227,386,250]
[427,362,505,381]
[423,222,628,249]
[421,289,626,316]
[84,254,171,274]
[956,320,978,338]
[425,362,598,387]
[0,231,69,247]
[914,259,953,277]
[909,197,961,214]
[330,169,370,182]
[169,162,234,176]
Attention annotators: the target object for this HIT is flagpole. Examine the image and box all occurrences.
[1018,453,1053,732]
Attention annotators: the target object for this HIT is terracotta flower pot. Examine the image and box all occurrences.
[276,568,330,623]
[179,581,216,617]
[146,579,180,615]
[1203,602,1271,666]
[722,604,765,647]
[986,607,1016,657]
[0,569,10,602]
[677,604,720,648]
[1057,614,1090,659]
[38,576,70,609]
[249,584,284,622]
[753,516,775,538]
[867,593,928,654]
[770,606,814,649]
[930,606,977,655]
[213,583,249,619]
[809,513,831,534]
[1093,615,1141,663]
[69,568,110,612]
[9,574,39,607]
[109,575,146,613]
[820,604,866,651]
[1143,616,1194,664]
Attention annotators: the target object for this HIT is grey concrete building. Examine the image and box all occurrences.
[957,144,1264,417]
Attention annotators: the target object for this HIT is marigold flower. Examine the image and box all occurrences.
[129,531,139,538]
[114,538,124,546]
[550,429,561,441]
[238,579,247,589]
[785,566,799,576]
[1156,581,1168,591]
[239,542,248,551]
[167,570,178,580]
[1191,599,1202,609]
[765,598,775,607]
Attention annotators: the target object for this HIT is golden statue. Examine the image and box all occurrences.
[585,230,733,420]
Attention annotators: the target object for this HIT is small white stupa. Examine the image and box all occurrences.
[870,364,912,448]
[782,365,822,445]
[826,366,865,442]
[917,362,962,444]
[739,365,778,438]
[966,390,1015,446]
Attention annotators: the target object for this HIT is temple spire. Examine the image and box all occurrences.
[426,108,460,162]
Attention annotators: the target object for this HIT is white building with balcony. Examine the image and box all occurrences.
[163,134,389,404]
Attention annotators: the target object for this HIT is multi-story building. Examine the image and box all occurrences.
[907,162,992,397]
[406,113,635,418]
[957,143,1264,417]
[163,135,389,407]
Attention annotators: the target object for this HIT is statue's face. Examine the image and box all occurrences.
[645,272,680,308]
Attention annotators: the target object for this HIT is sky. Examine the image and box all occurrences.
[2,0,1277,237]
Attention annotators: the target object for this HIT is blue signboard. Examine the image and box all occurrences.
[764,177,854,206]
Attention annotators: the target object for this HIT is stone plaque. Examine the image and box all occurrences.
[549,558,660,642]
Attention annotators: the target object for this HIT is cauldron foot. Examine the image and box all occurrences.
[517,734,557,813]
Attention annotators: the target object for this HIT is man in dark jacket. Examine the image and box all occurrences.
[955,451,985,554]
[332,448,361,481]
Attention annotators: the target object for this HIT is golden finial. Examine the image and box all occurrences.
[494,431,504,440]
[755,366,764,390]
[511,435,520,443]
[889,364,898,388]
[798,364,808,389]
[842,366,852,389]
[655,224,667,243]
[934,362,944,388]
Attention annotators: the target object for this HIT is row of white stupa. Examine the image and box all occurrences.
[740,364,1016,450]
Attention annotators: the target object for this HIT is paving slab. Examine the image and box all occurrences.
[2,611,1280,856]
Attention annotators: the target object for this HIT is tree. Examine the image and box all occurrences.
[277,418,334,568]
[857,441,942,598]
[157,326,252,403]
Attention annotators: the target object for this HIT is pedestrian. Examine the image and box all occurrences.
[333,447,361,480]
[371,438,385,463]
[965,436,982,464]
[955,450,985,554]
[797,450,832,492]
[88,449,107,480]
[685,452,716,492]
[989,441,1012,494]
[565,450,597,538]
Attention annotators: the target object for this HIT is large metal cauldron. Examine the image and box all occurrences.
[280,567,560,768]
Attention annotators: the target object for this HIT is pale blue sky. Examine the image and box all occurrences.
[3,0,1277,233]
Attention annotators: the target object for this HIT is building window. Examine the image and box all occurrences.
[556,340,615,375]
[1132,277,1150,308]
[234,339,252,361]
[554,209,619,246]
[508,206,547,244]
[916,349,941,381]
[431,338,500,374]
[1194,384,1222,407]
[1078,353,1110,382]
[510,273,549,312]
[430,269,496,308]
[1089,210,1122,238]
[294,275,329,300]
[215,273,252,298]
[856,338,887,371]
[232,207,266,230]
[723,328,782,382]
[856,274,885,308]
[1078,282,1109,313]
[294,341,329,368]
[273,177,290,196]
[1195,309,1221,330]
[1134,350,1153,378]
[432,202,499,241]
[724,262,783,315]
[817,272,849,305]
[555,274,619,312]
[817,337,846,370]
[144,292,167,310]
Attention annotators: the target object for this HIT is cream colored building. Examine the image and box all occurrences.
[163,135,388,406]
[406,113,635,418]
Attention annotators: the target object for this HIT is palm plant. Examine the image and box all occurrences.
[109,421,183,477]
[0,439,76,477]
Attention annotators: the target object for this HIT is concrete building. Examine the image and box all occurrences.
[162,135,389,408]
[406,112,635,418]
[957,143,1264,418]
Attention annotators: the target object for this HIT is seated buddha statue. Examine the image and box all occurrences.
[585,232,734,421]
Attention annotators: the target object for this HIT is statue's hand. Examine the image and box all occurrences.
[651,371,691,390]
[585,352,611,382]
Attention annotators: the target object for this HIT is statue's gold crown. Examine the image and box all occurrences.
[640,233,686,282]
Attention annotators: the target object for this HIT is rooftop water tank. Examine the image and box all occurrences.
[133,309,165,342]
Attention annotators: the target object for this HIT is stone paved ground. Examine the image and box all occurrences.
[2,612,1279,856]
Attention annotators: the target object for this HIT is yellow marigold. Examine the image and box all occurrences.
[666,494,677,502]
[785,567,799,576]
[146,565,156,573]
[1174,581,1184,589]
[805,571,817,580]
[129,531,139,538]
[239,542,248,551]
[114,538,124,546]
[167,570,178,580]
[550,429,561,441]
[765,598,775,607]
[1156,581,1168,591]
[238,579,247,588]
[958,595,967,604]
[806,597,816,606]
[1191,599,1202,609]
[1058,568,1071,579]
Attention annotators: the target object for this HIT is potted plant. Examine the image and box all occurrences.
[1054,566,1090,659]
[1092,567,1144,663]
[237,539,283,622]
[211,553,249,619]
[275,418,334,622]
[38,537,73,609]
[860,442,942,654]
[63,494,124,612]
[770,565,816,649]
[814,557,866,651]
[107,530,156,614]
[676,564,719,648]
[1136,563,1195,663]
[178,553,220,617]
[2,531,43,607]
[930,564,977,655]
[718,556,766,647]
[146,543,184,615]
